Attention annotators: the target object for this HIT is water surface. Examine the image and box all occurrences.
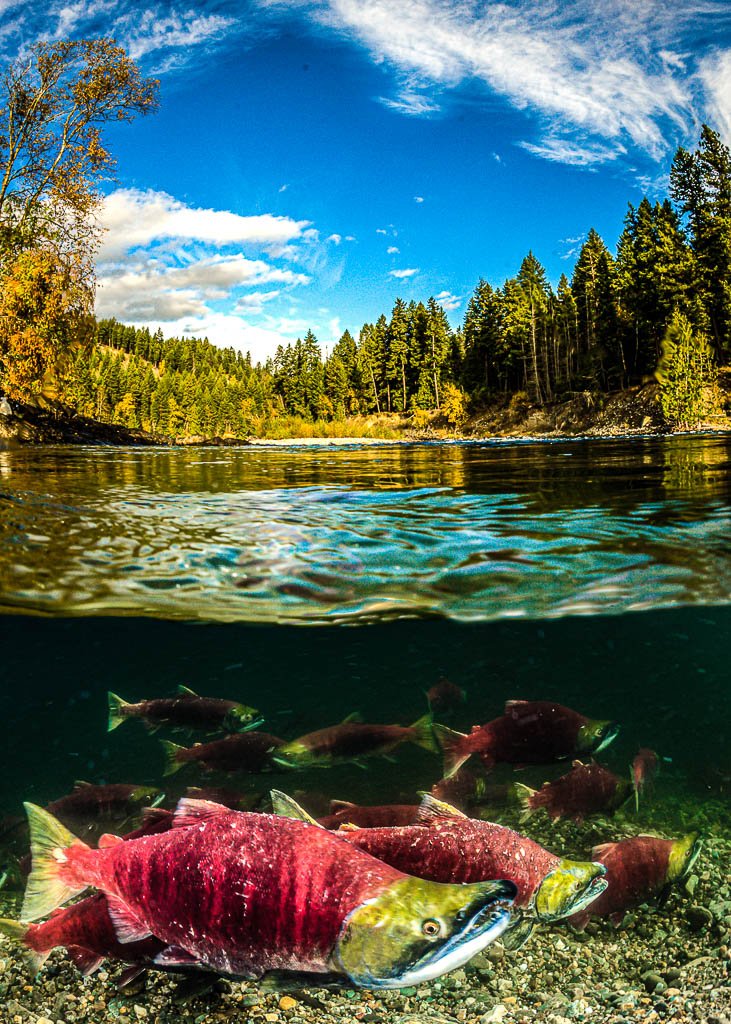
[0,435,730,622]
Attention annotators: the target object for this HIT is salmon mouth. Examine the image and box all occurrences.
[392,886,516,987]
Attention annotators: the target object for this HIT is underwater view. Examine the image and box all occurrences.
[0,437,729,1024]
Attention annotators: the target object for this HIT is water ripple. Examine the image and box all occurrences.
[0,437,730,623]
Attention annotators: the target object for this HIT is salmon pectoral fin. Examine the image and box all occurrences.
[154,945,202,968]
[118,966,148,989]
[106,895,153,944]
[260,969,346,992]
[68,946,105,976]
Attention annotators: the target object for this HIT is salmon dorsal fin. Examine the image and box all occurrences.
[571,760,586,769]
[336,822,361,832]
[173,798,231,829]
[341,711,363,724]
[177,684,198,696]
[269,790,322,827]
[72,780,93,790]
[330,800,357,812]
[504,699,530,717]
[98,833,124,849]
[591,841,616,859]
[417,793,468,825]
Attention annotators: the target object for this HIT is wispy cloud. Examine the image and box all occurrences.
[266,0,731,166]
[700,48,731,142]
[387,245,399,254]
[389,267,419,279]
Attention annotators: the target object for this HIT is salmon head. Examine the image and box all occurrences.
[667,833,702,883]
[533,858,607,921]
[131,786,165,809]
[223,703,263,733]
[335,876,516,988]
[577,718,619,754]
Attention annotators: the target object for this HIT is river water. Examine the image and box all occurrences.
[0,436,729,1019]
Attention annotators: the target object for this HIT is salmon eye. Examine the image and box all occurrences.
[422,918,441,938]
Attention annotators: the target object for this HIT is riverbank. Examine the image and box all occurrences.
[2,379,730,447]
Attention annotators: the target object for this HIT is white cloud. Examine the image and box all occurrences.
[276,0,730,166]
[326,233,343,244]
[389,267,419,278]
[434,289,461,311]
[414,195,424,203]
[99,188,310,261]
[700,49,731,142]
[376,228,388,235]
[94,188,334,362]
[387,245,399,254]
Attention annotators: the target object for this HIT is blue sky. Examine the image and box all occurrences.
[3,0,731,362]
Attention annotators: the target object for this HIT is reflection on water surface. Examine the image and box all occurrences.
[0,435,730,622]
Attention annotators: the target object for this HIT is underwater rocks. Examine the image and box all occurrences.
[1,829,728,1024]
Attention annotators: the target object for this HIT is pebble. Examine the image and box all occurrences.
[279,996,298,1011]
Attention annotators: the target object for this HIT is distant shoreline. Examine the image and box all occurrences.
[2,381,730,447]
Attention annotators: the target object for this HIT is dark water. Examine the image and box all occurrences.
[0,435,728,814]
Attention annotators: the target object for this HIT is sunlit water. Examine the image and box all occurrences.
[0,435,730,622]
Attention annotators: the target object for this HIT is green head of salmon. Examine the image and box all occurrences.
[576,718,619,754]
[223,704,263,733]
[533,859,607,921]
[667,833,702,883]
[335,876,516,988]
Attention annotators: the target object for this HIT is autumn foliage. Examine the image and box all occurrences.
[0,39,158,401]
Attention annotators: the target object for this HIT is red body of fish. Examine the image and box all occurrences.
[427,679,465,713]
[632,748,659,795]
[438,701,606,775]
[568,836,676,927]
[171,733,284,773]
[19,894,163,974]
[340,817,559,910]
[119,694,248,730]
[47,784,157,823]
[317,802,420,829]
[525,762,630,823]
[281,721,431,762]
[50,804,407,977]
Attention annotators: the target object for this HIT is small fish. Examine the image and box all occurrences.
[46,782,164,838]
[516,761,632,823]
[317,801,421,830]
[426,679,466,714]
[273,714,438,770]
[0,893,164,976]
[108,687,261,734]
[19,799,516,988]
[431,769,521,812]
[631,748,659,811]
[275,793,606,948]
[436,700,619,778]
[569,833,702,929]
[185,787,264,812]
[161,732,285,776]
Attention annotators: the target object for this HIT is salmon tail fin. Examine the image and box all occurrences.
[160,740,185,777]
[269,790,322,828]
[22,803,88,922]
[433,725,470,779]
[107,692,130,732]
[409,713,439,754]
[0,918,49,974]
[513,782,538,822]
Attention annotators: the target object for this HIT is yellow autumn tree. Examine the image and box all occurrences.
[0,40,158,401]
